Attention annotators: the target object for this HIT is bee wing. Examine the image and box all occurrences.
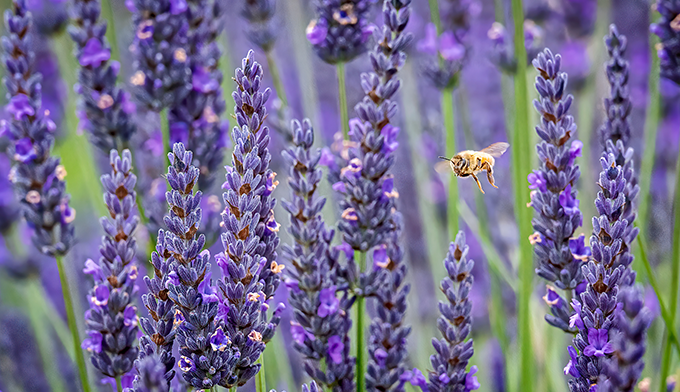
[434,160,453,174]
[481,142,510,158]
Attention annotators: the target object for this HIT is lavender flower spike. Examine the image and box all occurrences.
[528,49,584,332]
[242,0,278,52]
[169,0,227,192]
[282,119,354,391]
[130,0,191,110]
[164,143,239,388]
[599,24,631,146]
[69,0,136,151]
[599,286,652,392]
[129,354,170,392]
[216,50,283,387]
[426,232,479,392]
[2,0,75,256]
[82,149,140,377]
[367,212,411,392]
[651,0,680,85]
[307,0,372,64]
[566,152,636,391]
[333,0,413,252]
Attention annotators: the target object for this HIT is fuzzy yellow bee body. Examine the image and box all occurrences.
[437,142,510,194]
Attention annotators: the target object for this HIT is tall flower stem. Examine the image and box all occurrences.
[160,108,170,157]
[56,255,91,392]
[356,251,366,392]
[25,279,66,392]
[101,0,119,62]
[427,0,441,33]
[256,356,266,392]
[509,0,533,390]
[443,88,459,239]
[337,62,350,139]
[115,376,122,392]
[265,50,287,106]
[661,147,680,391]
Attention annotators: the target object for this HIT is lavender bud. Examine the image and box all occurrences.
[69,0,137,152]
[282,118,355,391]
[426,232,479,392]
[2,0,75,256]
[82,149,140,377]
[130,0,192,110]
[307,0,372,64]
[599,25,631,146]
[651,0,680,85]
[163,143,240,388]
[216,50,282,387]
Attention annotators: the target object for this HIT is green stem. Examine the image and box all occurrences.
[661,140,680,391]
[427,0,441,33]
[160,108,171,157]
[56,255,91,392]
[256,355,266,392]
[509,0,534,390]
[336,62,350,140]
[355,251,367,392]
[25,279,67,392]
[116,376,122,392]
[637,235,680,353]
[638,32,661,230]
[442,88,459,239]
[265,49,288,107]
[229,387,237,392]
[101,0,120,63]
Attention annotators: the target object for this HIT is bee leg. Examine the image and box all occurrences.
[471,173,485,194]
[485,163,499,189]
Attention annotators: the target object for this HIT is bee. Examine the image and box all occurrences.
[436,142,510,194]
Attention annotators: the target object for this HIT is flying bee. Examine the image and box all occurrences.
[436,142,510,194]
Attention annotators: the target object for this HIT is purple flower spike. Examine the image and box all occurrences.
[83,150,139,378]
[426,232,477,392]
[216,51,283,388]
[529,48,585,333]
[241,0,278,51]
[168,0,227,193]
[308,0,372,64]
[2,0,75,256]
[651,0,680,85]
[282,119,354,390]
[69,0,136,151]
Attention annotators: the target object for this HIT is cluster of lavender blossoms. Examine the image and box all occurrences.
[130,354,170,392]
[306,0,372,64]
[130,0,191,110]
[69,0,136,151]
[81,149,140,377]
[599,25,631,147]
[282,119,354,391]
[487,20,543,74]
[216,50,283,387]
[1,0,75,256]
[161,143,239,388]
[169,0,227,192]
[651,0,680,85]
[527,49,585,333]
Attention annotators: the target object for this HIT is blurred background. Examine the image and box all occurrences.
[0,0,677,391]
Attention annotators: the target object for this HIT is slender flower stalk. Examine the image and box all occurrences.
[282,119,354,391]
[322,2,412,390]
[598,285,652,392]
[216,50,283,387]
[425,232,479,392]
[81,149,140,378]
[162,143,239,388]
[169,0,227,193]
[509,0,534,389]
[565,152,638,391]
[528,49,585,332]
[1,1,85,390]
[68,0,137,152]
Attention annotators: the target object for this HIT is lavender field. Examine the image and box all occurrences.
[0,0,678,391]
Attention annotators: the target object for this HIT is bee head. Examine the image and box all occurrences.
[451,155,466,170]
